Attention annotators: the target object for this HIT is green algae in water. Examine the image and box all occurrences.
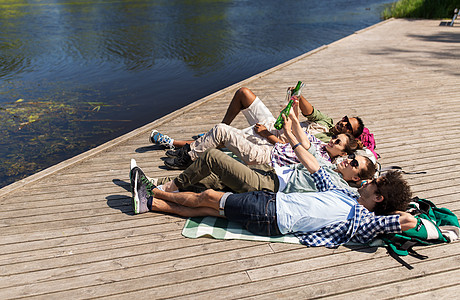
[0,81,134,187]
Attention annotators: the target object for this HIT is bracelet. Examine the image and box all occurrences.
[292,142,301,150]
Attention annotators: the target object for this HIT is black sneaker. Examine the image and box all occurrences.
[164,153,193,170]
[165,143,191,158]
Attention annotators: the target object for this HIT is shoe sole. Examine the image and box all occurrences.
[129,159,138,194]
[149,130,158,144]
[133,170,140,214]
[130,158,137,170]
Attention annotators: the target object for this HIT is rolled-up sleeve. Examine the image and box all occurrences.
[311,167,335,192]
[352,214,401,244]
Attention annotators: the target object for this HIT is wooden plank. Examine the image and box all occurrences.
[174,244,460,299]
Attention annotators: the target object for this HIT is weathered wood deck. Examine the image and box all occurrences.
[1,18,459,299]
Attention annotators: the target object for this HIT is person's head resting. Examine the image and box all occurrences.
[336,153,376,183]
[358,171,412,215]
[325,133,363,159]
[330,115,364,138]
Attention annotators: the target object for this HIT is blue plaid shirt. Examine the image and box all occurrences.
[294,168,401,248]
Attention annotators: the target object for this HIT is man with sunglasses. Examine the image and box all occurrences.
[131,106,415,246]
[154,87,366,170]
[297,93,364,143]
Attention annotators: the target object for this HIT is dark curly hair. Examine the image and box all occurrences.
[373,171,412,215]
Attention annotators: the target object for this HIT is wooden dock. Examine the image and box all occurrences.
[1,19,459,299]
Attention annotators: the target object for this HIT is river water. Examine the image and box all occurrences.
[0,0,392,187]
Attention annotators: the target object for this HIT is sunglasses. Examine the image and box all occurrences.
[369,179,382,195]
[341,116,354,133]
[348,153,359,168]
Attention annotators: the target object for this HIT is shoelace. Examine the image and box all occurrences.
[140,175,155,196]
[154,132,174,149]
[154,132,171,144]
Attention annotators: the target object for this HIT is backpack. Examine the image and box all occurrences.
[381,197,460,269]
[357,127,379,160]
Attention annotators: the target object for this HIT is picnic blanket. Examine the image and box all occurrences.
[182,216,301,244]
[182,216,386,247]
[182,216,388,247]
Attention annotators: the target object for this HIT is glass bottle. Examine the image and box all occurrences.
[274,81,304,130]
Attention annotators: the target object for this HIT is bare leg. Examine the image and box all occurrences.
[173,140,194,148]
[221,87,257,125]
[298,94,314,116]
[151,198,221,217]
[170,87,256,147]
[153,188,223,211]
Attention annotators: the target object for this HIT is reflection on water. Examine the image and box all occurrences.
[0,0,391,187]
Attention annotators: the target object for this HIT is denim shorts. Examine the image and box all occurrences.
[224,191,282,236]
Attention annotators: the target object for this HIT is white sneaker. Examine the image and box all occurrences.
[149,129,174,149]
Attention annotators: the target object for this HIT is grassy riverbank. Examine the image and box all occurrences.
[383,0,459,19]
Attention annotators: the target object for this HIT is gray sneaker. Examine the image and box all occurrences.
[133,168,157,214]
[130,158,156,193]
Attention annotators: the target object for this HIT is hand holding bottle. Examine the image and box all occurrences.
[289,97,300,123]
[274,81,304,130]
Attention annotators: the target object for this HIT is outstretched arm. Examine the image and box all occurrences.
[282,101,319,174]
[289,98,311,149]
[396,211,417,231]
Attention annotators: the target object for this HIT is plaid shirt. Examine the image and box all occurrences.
[271,134,330,167]
[295,168,401,248]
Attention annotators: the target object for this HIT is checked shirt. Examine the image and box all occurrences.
[295,168,401,248]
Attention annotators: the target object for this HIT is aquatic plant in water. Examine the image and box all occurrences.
[0,93,132,187]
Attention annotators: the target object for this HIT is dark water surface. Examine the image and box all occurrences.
[0,0,392,187]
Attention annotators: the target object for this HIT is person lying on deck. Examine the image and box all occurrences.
[130,107,415,247]
[131,100,375,211]
[148,86,366,170]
